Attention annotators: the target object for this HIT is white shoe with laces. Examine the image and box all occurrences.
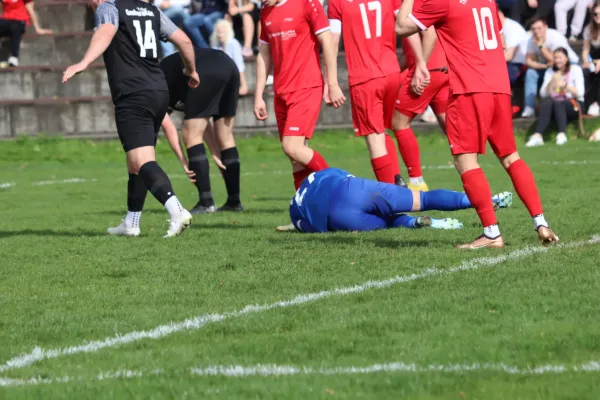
[107,220,140,237]
[7,56,19,67]
[555,132,568,146]
[588,102,600,117]
[164,209,193,238]
[521,106,535,118]
[525,134,544,147]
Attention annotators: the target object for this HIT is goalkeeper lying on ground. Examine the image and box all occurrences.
[288,168,512,233]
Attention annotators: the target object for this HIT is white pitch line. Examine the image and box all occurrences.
[0,182,15,189]
[2,360,600,388]
[0,235,598,374]
[31,178,97,186]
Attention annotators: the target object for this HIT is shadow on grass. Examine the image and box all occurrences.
[189,222,255,230]
[252,196,291,202]
[0,229,106,238]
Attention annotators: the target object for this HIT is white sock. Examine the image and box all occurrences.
[483,224,501,238]
[409,176,425,185]
[125,211,142,229]
[533,214,548,230]
[165,196,184,218]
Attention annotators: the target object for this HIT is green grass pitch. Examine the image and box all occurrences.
[1,130,599,399]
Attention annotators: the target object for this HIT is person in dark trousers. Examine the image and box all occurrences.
[0,0,52,67]
[63,0,200,237]
[160,48,244,214]
[526,47,585,147]
[582,3,600,115]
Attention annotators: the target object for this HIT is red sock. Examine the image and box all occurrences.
[506,159,543,217]
[385,134,401,176]
[371,155,396,184]
[293,169,311,190]
[461,168,497,227]
[306,150,329,172]
[394,128,422,178]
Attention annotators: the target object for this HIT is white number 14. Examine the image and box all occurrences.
[133,19,157,58]
[472,7,498,51]
[359,1,382,39]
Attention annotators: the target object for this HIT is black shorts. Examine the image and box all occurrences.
[183,67,240,121]
[114,90,169,152]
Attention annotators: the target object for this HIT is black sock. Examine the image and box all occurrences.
[138,161,175,206]
[127,173,147,211]
[221,147,241,205]
[187,144,214,207]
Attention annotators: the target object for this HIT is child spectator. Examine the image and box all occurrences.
[211,18,248,95]
[0,0,52,67]
[526,48,585,147]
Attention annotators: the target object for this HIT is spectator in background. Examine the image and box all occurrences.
[183,0,228,48]
[582,3,600,115]
[526,48,584,147]
[554,0,593,41]
[522,18,579,117]
[155,0,191,57]
[500,10,530,85]
[211,18,248,95]
[0,0,52,67]
[510,0,556,26]
[228,0,259,58]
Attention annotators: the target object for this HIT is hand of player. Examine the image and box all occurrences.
[323,82,331,105]
[184,69,200,88]
[181,160,196,183]
[327,83,346,108]
[412,62,431,96]
[212,153,226,170]
[62,62,88,83]
[254,97,268,120]
[36,28,53,35]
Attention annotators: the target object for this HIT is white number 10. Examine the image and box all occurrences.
[472,7,497,51]
[359,1,382,39]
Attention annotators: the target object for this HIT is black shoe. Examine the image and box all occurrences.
[218,202,244,212]
[394,174,407,187]
[190,203,217,215]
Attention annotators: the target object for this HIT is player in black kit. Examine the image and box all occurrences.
[160,49,244,214]
[63,0,199,238]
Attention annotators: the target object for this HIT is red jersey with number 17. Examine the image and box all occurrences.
[259,0,330,95]
[409,0,510,95]
[328,0,400,86]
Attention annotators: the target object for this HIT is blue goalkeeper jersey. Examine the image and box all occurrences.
[289,168,353,233]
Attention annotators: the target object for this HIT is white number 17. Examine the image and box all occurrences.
[359,1,382,39]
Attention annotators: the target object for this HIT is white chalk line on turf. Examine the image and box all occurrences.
[3,360,600,387]
[0,235,598,375]
[31,178,97,186]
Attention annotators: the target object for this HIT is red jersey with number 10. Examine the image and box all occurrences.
[409,0,510,95]
[328,0,400,86]
[259,0,330,95]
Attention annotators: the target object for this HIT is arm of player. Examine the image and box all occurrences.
[326,19,342,106]
[395,0,420,38]
[254,44,271,120]
[406,33,430,96]
[161,114,197,182]
[318,30,346,108]
[63,24,117,83]
[168,30,199,88]
[25,2,52,35]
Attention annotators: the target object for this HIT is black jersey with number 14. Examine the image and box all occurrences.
[103,0,168,102]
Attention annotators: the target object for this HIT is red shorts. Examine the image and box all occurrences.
[395,70,449,119]
[274,86,323,140]
[350,72,402,136]
[445,93,517,156]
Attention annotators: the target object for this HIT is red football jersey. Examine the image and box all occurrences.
[401,35,447,71]
[409,0,510,95]
[259,0,329,95]
[1,0,32,25]
[328,0,400,86]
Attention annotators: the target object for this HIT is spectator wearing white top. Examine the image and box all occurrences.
[522,17,580,118]
[499,10,530,84]
[582,4,600,116]
[211,18,248,95]
[554,0,594,41]
[155,0,191,57]
[526,48,585,147]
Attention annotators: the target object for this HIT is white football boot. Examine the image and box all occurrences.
[107,220,140,237]
[164,209,193,238]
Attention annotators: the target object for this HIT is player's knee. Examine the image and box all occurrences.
[281,141,299,160]
[391,110,411,130]
[453,154,480,175]
[498,152,520,170]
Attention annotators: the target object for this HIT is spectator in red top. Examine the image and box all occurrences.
[0,0,52,67]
